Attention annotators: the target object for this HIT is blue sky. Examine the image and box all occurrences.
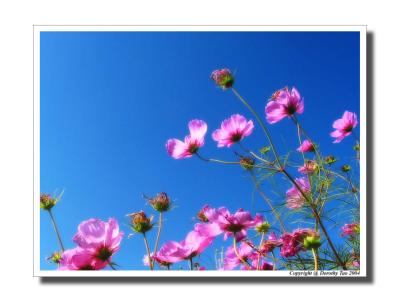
[40,31,360,270]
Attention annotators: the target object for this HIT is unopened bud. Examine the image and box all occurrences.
[240,157,255,171]
[128,211,153,233]
[303,235,321,250]
[149,192,171,212]
[211,68,234,89]
[40,193,57,210]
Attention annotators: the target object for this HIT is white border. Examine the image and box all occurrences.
[33,25,367,277]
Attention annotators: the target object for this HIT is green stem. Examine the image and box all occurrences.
[188,257,193,271]
[153,212,163,267]
[47,209,65,252]
[256,233,265,270]
[233,236,251,269]
[249,173,286,233]
[231,88,282,167]
[143,233,153,270]
[311,248,318,272]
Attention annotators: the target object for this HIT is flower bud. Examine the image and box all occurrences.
[260,146,271,154]
[211,68,234,89]
[40,193,57,210]
[197,206,209,223]
[47,251,62,264]
[303,235,321,250]
[325,155,337,165]
[354,144,360,151]
[255,221,270,234]
[128,211,153,233]
[240,157,255,171]
[341,165,351,172]
[149,192,171,212]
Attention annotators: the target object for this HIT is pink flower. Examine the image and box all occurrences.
[280,228,317,258]
[211,68,234,89]
[212,114,254,147]
[260,232,283,254]
[223,242,257,270]
[341,223,360,237]
[298,160,318,175]
[297,139,315,153]
[265,87,304,124]
[157,231,214,263]
[330,111,358,143]
[166,119,207,159]
[72,218,123,264]
[203,207,263,241]
[286,177,310,209]
[59,247,106,270]
[243,260,274,271]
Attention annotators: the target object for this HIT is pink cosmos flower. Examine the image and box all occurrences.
[330,111,358,143]
[280,228,317,258]
[260,232,283,254]
[72,218,123,265]
[265,87,304,124]
[59,247,107,270]
[297,139,315,153]
[298,160,318,175]
[212,114,254,147]
[223,242,257,270]
[341,223,360,237]
[156,231,214,263]
[203,207,263,241]
[166,119,207,159]
[286,177,311,209]
[243,260,274,271]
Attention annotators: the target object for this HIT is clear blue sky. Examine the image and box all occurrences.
[40,31,360,270]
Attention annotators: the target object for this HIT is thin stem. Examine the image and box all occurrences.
[231,88,282,167]
[310,205,347,270]
[47,209,65,252]
[153,212,163,267]
[233,236,251,269]
[188,257,193,271]
[143,233,153,270]
[231,87,346,270]
[108,262,117,270]
[249,173,286,233]
[311,248,319,272]
[257,233,265,270]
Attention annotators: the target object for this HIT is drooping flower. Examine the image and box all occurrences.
[297,139,315,153]
[211,68,234,89]
[212,114,254,148]
[286,177,311,209]
[156,231,214,263]
[223,242,257,270]
[330,111,358,143]
[59,247,106,270]
[260,232,283,254]
[143,252,172,268]
[280,228,317,258]
[72,218,123,264]
[341,223,360,237]
[298,160,318,175]
[202,207,263,241]
[265,87,304,124]
[166,119,207,159]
